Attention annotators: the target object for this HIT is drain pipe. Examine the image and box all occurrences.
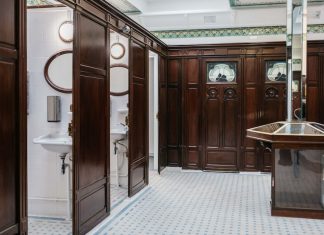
[59,153,72,220]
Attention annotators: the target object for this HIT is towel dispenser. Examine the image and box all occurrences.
[47,96,61,122]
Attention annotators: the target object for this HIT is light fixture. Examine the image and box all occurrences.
[121,25,130,34]
[59,21,74,43]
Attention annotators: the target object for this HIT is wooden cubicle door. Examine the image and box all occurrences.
[73,12,110,234]
[128,40,149,196]
[0,0,27,234]
[158,56,167,173]
[202,58,241,171]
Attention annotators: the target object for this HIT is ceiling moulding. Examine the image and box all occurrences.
[229,0,324,8]
[105,0,141,14]
[152,24,324,39]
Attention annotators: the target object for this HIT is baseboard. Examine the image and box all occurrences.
[28,197,68,218]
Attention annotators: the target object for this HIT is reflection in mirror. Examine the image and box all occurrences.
[44,50,73,93]
[286,0,307,121]
[110,64,129,96]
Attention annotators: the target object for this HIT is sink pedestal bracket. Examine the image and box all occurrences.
[59,153,72,220]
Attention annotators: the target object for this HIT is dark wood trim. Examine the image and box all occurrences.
[20,0,28,234]
[272,208,324,219]
[27,4,65,9]
[44,50,73,94]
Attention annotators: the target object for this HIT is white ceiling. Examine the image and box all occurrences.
[121,0,324,31]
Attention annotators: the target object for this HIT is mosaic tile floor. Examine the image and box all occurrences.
[28,217,72,235]
[94,170,324,235]
[28,184,128,234]
[111,185,128,209]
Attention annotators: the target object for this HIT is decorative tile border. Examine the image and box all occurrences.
[106,0,141,14]
[229,0,324,8]
[27,0,55,6]
[152,25,324,39]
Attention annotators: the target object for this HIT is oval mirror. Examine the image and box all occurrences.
[110,64,129,96]
[111,42,125,60]
[44,50,73,93]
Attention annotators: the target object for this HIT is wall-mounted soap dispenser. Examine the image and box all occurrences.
[47,96,61,122]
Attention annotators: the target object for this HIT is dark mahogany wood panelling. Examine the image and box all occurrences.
[167,42,324,172]
[128,40,149,196]
[242,57,259,171]
[259,57,286,172]
[167,59,182,166]
[183,58,201,169]
[73,13,109,235]
[307,55,320,122]
[0,0,26,234]
[202,58,241,171]
[158,56,168,173]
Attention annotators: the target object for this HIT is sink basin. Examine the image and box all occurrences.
[110,127,128,138]
[33,133,72,154]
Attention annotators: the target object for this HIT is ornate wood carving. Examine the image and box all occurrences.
[224,88,237,100]
[207,88,218,98]
[265,87,279,99]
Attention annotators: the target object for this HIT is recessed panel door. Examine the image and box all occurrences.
[73,13,110,234]
[158,56,167,173]
[128,40,149,196]
[202,58,241,171]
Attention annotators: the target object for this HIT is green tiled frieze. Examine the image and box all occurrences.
[27,0,54,6]
[229,0,324,8]
[152,25,324,39]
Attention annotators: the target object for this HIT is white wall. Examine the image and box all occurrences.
[148,51,159,170]
[27,7,73,218]
[110,32,129,187]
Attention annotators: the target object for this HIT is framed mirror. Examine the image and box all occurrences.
[110,63,129,96]
[111,42,126,60]
[44,50,73,93]
[58,21,74,43]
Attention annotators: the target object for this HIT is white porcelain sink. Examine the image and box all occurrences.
[110,127,128,138]
[33,133,72,154]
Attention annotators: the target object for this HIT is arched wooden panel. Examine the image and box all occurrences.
[128,40,149,196]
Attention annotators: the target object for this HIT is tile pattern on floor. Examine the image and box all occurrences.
[28,184,128,235]
[95,170,324,235]
[111,184,128,209]
[28,217,72,235]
